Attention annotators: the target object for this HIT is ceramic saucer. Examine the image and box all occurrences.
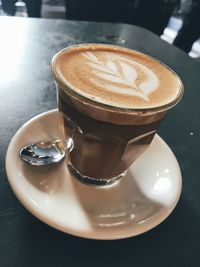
[6,109,182,240]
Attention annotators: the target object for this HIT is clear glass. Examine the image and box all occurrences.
[52,43,184,187]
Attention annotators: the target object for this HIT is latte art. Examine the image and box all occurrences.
[82,51,159,101]
[54,44,181,109]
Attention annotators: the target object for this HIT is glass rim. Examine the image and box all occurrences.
[51,43,184,115]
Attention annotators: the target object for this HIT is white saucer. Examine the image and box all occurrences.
[6,109,182,240]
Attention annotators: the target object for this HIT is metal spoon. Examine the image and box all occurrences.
[20,139,73,166]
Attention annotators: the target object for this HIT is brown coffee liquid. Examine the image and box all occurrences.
[58,89,161,180]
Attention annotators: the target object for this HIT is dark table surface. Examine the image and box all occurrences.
[0,16,199,267]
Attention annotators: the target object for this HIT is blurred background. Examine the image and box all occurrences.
[0,0,199,58]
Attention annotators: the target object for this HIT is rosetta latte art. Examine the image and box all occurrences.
[82,51,159,101]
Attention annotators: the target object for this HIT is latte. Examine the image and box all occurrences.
[53,44,182,109]
[52,44,183,184]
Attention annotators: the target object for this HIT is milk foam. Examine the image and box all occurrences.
[54,44,182,109]
[82,51,159,101]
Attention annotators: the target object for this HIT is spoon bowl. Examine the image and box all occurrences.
[20,140,66,166]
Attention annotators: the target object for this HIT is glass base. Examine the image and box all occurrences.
[68,164,127,187]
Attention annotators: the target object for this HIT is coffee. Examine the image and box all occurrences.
[54,44,181,109]
[52,44,183,185]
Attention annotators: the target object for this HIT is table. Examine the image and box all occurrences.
[0,16,199,267]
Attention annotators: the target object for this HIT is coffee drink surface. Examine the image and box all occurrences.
[54,44,181,109]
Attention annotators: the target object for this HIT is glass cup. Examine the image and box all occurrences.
[51,43,184,187]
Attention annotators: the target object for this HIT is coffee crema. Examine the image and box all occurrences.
[53,44,182,109]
